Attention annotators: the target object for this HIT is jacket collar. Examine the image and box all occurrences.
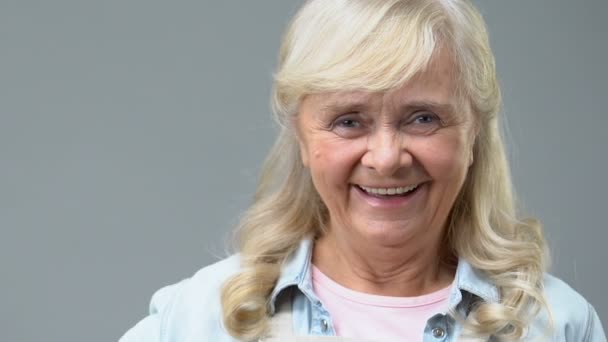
[269,238,499,313]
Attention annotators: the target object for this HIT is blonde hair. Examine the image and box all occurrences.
[221,0,550,340]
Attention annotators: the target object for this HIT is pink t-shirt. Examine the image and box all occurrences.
[312,265,451,341]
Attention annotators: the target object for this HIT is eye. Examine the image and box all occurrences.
[412,113,438,124]
[404,112,442,135]
[331,114,366,138]
[335,117,361,128]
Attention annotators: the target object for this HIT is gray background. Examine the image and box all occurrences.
[1,1,606,341]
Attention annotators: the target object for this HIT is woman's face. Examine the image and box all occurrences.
[296,52,477,247]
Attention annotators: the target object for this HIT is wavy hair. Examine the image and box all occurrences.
[221,0,550,340]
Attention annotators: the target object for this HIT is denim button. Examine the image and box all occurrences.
[321,319,329,332]
[432,327,446,338]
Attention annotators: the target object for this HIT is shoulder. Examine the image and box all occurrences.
[542,273,588,314]
[529,274,606,341]
[163,254,242,339]
[186,253,243,294]
[120,255,243,342]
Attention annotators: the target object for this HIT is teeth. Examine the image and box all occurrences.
[359,184,419,196]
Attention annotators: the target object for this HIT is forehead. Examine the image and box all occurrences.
[302,50,463,114]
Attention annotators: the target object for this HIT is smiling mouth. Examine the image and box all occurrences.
[357,184,420,197]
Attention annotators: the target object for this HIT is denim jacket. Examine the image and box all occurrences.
[120,239,606,341]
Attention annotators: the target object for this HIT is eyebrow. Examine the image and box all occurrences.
[319,98,458,116]
[319,101,367,115]
[318,93,375,114]
[397,100,458,115]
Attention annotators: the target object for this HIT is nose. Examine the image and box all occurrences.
[361,128,411,176]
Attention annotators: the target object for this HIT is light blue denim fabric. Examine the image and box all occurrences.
[120,239,606,341]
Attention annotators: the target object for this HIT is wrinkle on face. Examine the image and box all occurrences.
[295,48,478,296]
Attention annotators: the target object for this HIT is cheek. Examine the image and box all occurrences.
[308,140,363,191]
[415,136,471,180]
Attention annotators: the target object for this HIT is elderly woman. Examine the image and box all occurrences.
[121,0,605,341]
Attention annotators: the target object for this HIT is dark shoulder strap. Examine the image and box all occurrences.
[261,288,380,342]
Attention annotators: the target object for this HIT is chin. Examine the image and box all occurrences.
[357,222,420,247]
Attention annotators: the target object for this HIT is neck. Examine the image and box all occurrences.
[312,227,455,297]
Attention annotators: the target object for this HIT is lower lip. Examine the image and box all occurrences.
[353,183,425,209]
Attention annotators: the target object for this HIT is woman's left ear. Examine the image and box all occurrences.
[299,140,309,167]
[468,119,480,167]
[292,116,310,167]
[468,133,478,167]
